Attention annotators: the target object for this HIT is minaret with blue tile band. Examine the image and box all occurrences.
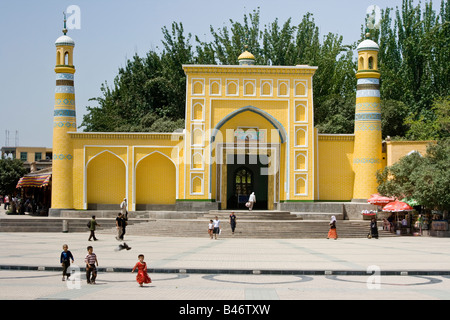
[352,38,382,200]
[52,15,76,210]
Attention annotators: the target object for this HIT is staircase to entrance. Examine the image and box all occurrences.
[1,207,394,239]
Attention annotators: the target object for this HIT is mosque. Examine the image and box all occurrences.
[49,20,430,219]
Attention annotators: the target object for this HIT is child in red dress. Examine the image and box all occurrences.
[131,254,151,287]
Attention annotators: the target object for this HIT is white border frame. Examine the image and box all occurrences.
[226,79,239,96]
[294,80,308,97]
[243,79,256,96]
[83,146,129,210]
[191,98,205,122]
[294,173,308,196]
[191,78,205,96]
[294,100,308,123]
[294,125,308,147]
[294,150,308,172]
[190,172,204,195]
[260,79,273,96]
[209,78,222,96]
[277,79,290,97]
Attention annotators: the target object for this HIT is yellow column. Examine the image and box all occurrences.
[352,40,382,200]
[52,31,76,209]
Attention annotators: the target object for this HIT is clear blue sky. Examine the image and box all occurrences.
[0,0,439,147]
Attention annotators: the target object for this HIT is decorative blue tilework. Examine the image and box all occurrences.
[355,113,381,121]
[55,98,75,106]
[356,89,380,98]
[54,109,76,117]
[353,158,381,164]
[355,123,381,131]
[357,78,379,85]
[53,154,73,160]
[355,102,380,111]
[53,121,76,128]
[56,73,74,81]
[55,86,75,94]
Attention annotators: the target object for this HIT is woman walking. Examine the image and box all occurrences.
[369,217,379,239]
[229,212,237,235]
[327,216,338,240]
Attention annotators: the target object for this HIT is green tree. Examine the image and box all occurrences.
[380,99,409,139]
[404,96,450,140]
[376,149,425,198]
[376,0,450,137]
[411,138,450,211]
[377,138,450,211]
[80,1,448,137]
[0,158,27,196]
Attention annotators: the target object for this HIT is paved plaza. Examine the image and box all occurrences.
[1,207,450,303]
[1,229,450,302]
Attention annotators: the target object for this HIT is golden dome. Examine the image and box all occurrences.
[238,50,255,60]
[238,50,255,65]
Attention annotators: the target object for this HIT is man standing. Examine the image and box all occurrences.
[213,216,220,240]
[3,195,9,211]
[88,215,100,241]
[120,198,128,219]
[115,213,124,240]
[248,192,256,211]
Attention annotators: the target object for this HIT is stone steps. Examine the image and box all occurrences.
[0,210,395,239]
[98,219,395,239]
[0,218,142,233]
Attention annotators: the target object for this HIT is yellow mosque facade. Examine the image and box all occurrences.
[49,26,426,217]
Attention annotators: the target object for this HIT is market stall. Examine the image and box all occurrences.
[382,200,414,235]
[15,168,51,215]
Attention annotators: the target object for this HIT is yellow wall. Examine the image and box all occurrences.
[136,151,176,205]
[182,64,317,206]
[386,140,436,166]
[87,151,126,204]
[52,36,438,213]
[317,134,355,200]
[69,133,184,211]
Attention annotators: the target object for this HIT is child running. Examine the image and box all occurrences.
[131,254,151,287]
[60,244,74,281]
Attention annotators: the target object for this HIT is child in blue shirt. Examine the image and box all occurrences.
[60,244,74,281]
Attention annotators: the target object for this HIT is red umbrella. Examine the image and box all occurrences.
[382,200,413,212]
[368,194,395,206]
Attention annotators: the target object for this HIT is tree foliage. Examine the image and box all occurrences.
[377,0,450,139]
[376,138,450,211]
[0,158,27,196]
[80,1,449,138]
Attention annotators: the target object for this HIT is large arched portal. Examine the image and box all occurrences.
[86,151,126,209]
[212,106,285,210]
[135,152,176,210]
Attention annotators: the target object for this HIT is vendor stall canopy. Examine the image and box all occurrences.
[16,169,52,188]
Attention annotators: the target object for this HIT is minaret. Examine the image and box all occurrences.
[52,14,76,211]
[352,36,382,200]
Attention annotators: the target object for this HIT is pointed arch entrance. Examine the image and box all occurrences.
[226,160,268,210]
[135,151,176,210]
[212,106,284,210]
[86,150,126,209]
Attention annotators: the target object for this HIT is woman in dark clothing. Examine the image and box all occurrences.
[229,212,237,235]
[369,218,379,239]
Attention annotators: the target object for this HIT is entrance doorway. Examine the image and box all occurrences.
[226,154,268,210]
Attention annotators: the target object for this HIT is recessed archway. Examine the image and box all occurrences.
[86,150,126,209]
[135,151,176,209]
